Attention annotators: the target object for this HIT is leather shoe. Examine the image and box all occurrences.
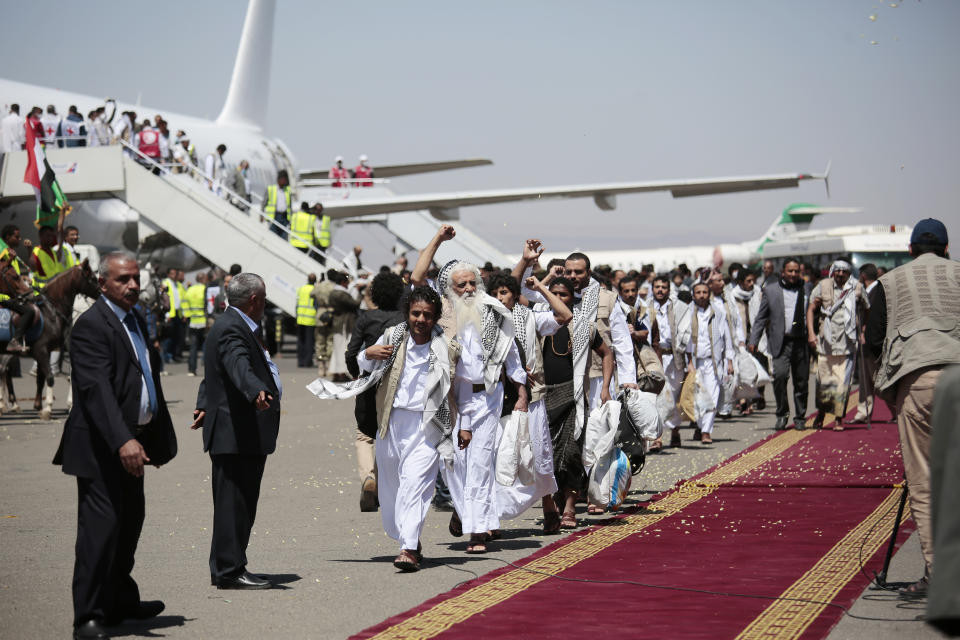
[774,416,789,431]
[74,620,108,639]
[794,417,807,431]
[104,600,165,625]
[216,571,271,590]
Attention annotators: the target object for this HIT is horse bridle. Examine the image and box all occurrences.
[0,260,29,301]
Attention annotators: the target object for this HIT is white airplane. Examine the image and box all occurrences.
[0,0,828,270]
[528,204,864,273]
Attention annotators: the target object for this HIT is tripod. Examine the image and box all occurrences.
[873,479,909,588]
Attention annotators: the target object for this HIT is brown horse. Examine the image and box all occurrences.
[26,260,99,419]
[0,256,33,299]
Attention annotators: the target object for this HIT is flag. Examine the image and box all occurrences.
[23,118,71,229]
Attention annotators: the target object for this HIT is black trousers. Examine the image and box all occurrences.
[296,325,315,367]
[772,336,809,420]
[73,470,144,625]
[209,453,267,580]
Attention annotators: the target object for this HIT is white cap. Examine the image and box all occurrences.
[359,154,368,162]
[334,155,344,163]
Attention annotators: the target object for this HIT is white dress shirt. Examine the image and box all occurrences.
[783,287,799,335]
[357,335,431,411]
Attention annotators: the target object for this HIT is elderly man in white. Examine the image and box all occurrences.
[412,225,528,554]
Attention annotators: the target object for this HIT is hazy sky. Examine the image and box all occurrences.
[3,0,958,256]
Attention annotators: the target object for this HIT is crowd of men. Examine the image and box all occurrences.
[0,194,949,637]
[297,222,954,580]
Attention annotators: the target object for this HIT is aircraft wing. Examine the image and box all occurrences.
[319,169,828,220]
[299,158,493,181]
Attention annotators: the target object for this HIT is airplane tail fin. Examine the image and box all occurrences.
[216,0,274,130]
[753,202,863,253]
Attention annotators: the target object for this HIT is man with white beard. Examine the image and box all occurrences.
[412,225,528,554]
[650,275,692,448]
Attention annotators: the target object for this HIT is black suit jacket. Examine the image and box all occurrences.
[54,297,177,478]
[748,280,813,358]
[196,308,280,455]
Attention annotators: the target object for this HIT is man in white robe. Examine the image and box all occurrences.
[651,275,692,448]
[310,286,457,571]
[488,270,572,529]
[411,226,527,553]
[686,283,734,444]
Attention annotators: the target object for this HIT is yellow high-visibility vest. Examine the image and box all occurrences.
[163,278,186,319]
[264,184,292,218]
[58,244,79,269]
[296,284,317,326]
[317,215,331,248]
[183,283,207,329]
[288,210,317,249]
[31,247,64,288]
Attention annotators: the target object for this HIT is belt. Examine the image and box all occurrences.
[471,383,485,394]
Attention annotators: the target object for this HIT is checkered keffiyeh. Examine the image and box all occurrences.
[306,323,455,455]
[511,303,531,360]
[536,279,600,439]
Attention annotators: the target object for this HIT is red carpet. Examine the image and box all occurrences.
[354,396,914,640]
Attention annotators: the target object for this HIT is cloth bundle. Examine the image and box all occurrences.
[496,411,535,487]
[734,346,772,400]
[621,387,664,441]
[584,401,632,510]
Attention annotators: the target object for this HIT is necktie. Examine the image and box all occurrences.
[123,313,159,415]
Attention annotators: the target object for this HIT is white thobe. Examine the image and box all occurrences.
[655,299,686,430]
[496,309,561,520]
[358,336,439,551]
[443,321,526,535]
[687,306,734,433]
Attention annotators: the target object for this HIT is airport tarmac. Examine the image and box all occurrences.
[0,352,940,639]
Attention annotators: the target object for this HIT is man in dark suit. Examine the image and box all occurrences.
[191,273,281,589]
[54,252,177,640]
[748,258,813,431]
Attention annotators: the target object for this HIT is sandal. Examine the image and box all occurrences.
[560,511,577,529]
[833,424,845,432]
[393,549,420,572]
[466,535,487,554]
[587,504,605,515]
[647,437,662,453]
[487,530,502,541]
[448,512,463,538]
[898,576,928,599]
[543,510,561,534]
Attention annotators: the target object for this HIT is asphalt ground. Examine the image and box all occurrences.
[0,349,943,639]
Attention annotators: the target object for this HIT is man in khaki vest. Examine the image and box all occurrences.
[867,218,960,598]
[312,271,336,377]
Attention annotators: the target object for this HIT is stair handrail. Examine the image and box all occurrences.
[118,140,347,266]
